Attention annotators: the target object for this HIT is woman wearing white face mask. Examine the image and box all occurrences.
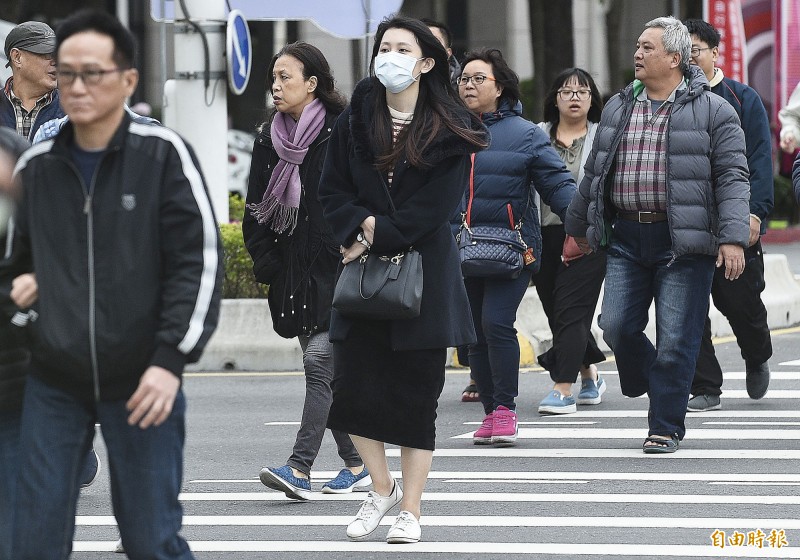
[318,15,487,544]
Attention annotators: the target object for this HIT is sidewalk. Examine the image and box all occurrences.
[763,226,800,277]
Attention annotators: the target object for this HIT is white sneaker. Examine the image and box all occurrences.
[386,510,421,544]
[346,481,403,540]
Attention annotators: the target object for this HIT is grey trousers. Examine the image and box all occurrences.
[286,332,361,477]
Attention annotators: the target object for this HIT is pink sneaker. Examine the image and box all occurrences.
[491,405,518,446]
[473,412,494,445]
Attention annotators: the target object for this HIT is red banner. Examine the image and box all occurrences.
[704,0,749,82]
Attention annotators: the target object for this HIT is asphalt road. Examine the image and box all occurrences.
[72,323,800,558]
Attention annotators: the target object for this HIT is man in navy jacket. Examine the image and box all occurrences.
[1,21,64,140]
[684,19,773,411]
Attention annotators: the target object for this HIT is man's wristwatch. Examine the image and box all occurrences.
[356,231,371,249]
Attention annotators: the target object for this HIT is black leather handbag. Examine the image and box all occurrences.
[331,172,423,320]
[458,153,530,279]
[332,248,423,320]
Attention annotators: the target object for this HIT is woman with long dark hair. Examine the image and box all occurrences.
[318,16,487,544]
[243,42,368,501]
[534,68,608,415]
[456,48,576,446]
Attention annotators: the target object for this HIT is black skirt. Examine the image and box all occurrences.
[327,320,446,450]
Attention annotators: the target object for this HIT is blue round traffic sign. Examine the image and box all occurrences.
[227,10,251,95]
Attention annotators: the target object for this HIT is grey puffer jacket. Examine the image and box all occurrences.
[565,65,750,258]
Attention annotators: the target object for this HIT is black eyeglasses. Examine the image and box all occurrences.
[457,74,496,87]
[690,47,712,57]
[557,89,591,101]
[56,67,125,86]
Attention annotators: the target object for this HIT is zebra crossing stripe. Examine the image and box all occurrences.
[189,471,800,483]
[70,540,800,556]
[384,448,800,459]
[175,492,800,504]
[74,514,800,529]
[451,428,800,439]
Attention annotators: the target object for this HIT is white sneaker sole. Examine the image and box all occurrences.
[538,403,577,414]
[259,469,311,501]
[322,475,372,494]
[387,535,421,544]
[491,431,518,446]
[473,435,493,445]
[687,403,722,412]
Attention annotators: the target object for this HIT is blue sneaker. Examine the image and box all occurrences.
[577,376,606,405]
[259,465,311,501]
[538,390,577,415]
[322,467,372,494]
[80,448,101,488]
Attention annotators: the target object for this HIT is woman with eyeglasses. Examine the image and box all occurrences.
[534,68,608,415]
[456,48,576,446]
[318,16,487,543]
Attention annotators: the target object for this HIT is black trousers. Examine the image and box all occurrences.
[692,240,773,396]
[533,225,606,383]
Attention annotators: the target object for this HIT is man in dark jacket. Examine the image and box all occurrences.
[3,11,221,559]
[565,16,750,453]
[1,21,64,140]
[683,19,773,411]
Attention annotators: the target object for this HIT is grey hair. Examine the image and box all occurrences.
[645,15,691,72]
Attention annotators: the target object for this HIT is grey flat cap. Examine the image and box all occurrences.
[4,21,56,67]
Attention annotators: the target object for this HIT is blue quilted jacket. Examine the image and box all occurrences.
[454,101,576,272]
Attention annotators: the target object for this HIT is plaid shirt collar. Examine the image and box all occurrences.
[636,79,686,103]
[4,77,54,110]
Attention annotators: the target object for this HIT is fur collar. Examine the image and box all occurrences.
[348,77,486,165]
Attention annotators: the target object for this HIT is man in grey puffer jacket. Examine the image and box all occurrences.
[565,16,749,454]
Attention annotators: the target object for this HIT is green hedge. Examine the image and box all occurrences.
[222,195,268,299]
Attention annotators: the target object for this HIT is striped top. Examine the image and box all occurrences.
[388,106,413,186]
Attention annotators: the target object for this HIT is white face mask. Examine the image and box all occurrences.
[374,51,423,94]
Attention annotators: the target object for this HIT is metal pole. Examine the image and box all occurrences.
[166,0,229,223]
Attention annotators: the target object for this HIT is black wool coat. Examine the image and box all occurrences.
[243,112,340,339]
[318,77,486,350]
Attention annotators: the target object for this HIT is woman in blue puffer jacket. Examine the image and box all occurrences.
[455,48,576,446]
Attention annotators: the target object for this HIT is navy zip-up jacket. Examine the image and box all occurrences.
[0,82,64,141]
[5,113,223,402]
[709,72,773,235]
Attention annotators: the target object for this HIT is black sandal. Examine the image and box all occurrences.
[461,383,480,402]
[642,434,679,454]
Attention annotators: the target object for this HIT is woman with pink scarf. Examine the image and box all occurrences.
[242,42,368,501]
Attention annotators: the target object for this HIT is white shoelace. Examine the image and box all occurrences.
[355,493,380,521]
[392,511,417,531]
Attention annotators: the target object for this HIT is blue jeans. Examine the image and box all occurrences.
[600,220,715,440]
[465,270,533,414]
[13,375,193,560]
[0,409,21,560]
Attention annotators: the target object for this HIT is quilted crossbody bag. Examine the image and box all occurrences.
[457,153,531,279]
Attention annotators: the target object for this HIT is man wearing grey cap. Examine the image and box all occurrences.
[1,21,64,140]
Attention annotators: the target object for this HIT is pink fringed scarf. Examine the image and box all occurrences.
[247,98,326,234]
